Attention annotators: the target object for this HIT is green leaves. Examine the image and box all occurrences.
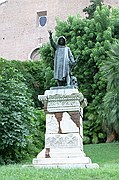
[100,41,119,134]
[83,0,104,19]
[0,59,48,164]
[0,63,35,164]
[36,3,119,143]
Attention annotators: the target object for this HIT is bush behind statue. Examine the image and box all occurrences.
[40,5,119,143]
[0,61,45,164]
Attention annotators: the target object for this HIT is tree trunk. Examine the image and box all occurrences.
[106,128,117,143]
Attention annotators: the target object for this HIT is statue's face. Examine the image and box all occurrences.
[58,37,66,46]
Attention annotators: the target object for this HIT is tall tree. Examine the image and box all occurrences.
[40,4,119,143]
[100,41,119,142]
[83,0,104,19]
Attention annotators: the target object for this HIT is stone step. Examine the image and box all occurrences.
[33,157,91,165]
[32,163,99,169]
[37,148,86,158]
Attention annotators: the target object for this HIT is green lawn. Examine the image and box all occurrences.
[0,143,119,180]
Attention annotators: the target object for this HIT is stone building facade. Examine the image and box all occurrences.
[0,0,119,60]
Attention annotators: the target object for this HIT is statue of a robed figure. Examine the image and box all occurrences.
[48,31,78,87]
[32,31,99,169]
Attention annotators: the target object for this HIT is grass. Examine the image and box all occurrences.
[0,143,119,180]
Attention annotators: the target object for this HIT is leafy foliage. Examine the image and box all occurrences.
[0,65,34,163]
[30,109,46,153]
[0,59,46,108]
[83,0,104,19]
[0,59,46,164]
[40,5,119,143]
[100,41,119,135]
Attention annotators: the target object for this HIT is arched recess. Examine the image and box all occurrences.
[28,46,41,61]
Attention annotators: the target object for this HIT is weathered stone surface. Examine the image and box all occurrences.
[37,148,85,158]
[38,88,87,113]
[32,88,99,169]
[45,88,79,95]
[46,114,59,134]
[58,112,80,133]
[46,112,80,134]
[33,157,91,165]
[32,163,99,169]
[86,163,100,169]
[68,111,80,127]
[79,116,83,139]
[45,133,83,149]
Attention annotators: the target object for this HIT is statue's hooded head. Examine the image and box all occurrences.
[58,36,66,46]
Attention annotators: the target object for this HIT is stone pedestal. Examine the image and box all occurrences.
[32,87,99,168]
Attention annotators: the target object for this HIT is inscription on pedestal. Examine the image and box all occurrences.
[47,94,83,112]
[45,133,82,148]
[38,90,87,113]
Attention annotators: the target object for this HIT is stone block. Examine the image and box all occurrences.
[38,88,87,113]
[32,163,99,169]
[46,114,59,134]
[37,148,85,158]
[33,157,91,165]
[32,88,99,169]
[46,112,80,134]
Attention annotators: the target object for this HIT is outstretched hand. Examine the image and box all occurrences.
[48,30,53,38]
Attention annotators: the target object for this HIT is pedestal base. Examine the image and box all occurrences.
[32,163,99,169]
[32,88,99,169]
[32,148,99,169]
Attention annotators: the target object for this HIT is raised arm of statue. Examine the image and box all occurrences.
[48,30,56,51]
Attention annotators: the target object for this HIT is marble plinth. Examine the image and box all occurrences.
[32,87,99,169]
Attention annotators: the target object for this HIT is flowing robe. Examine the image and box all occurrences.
[50,38,75,81]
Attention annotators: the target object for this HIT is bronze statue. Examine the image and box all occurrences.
[48,31,76,86]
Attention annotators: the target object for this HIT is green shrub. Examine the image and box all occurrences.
[100,41,119,137]
[0,59,47,164]
[0,59,46,108]
[32,109,45,152]
[40,5,119,143]
[0,65,35,164]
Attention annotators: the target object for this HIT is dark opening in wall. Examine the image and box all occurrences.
[37,11,47,27]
